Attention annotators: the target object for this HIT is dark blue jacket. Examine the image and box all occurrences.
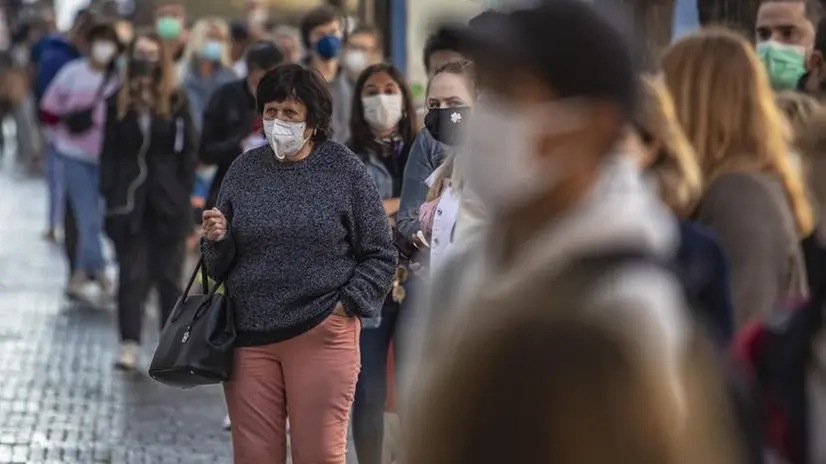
[677,221,734,343]
[33,35,80,104]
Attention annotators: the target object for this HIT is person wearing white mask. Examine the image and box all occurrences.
[342,25,384,84]
[345,62,418,464]
[401,0,703,428]
[201,63,396,463]
[39,21,122,301]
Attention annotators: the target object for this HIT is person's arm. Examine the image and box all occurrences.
[340,166,398,318]
[200,163,238,280]
[697,175,784,328]
[199,87,245,166]
[383,198,400,216]
[397,129,440,239]
[98,98,120,200]
[38,62,71,124]
[358,150,401,215]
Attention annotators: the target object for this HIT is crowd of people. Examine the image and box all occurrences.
[9,0,826,462]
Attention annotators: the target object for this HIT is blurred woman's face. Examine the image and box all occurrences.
[427,72,474,110]
[275,35,301,63]
[207,24,228,43]
[361,71,400,98]
[132,36,162,85]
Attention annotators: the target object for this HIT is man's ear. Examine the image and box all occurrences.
[808,49,824,74]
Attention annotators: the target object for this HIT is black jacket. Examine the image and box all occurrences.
[100,91,198,243]
[199,78,257,209]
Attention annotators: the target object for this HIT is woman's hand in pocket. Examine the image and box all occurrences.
[333,302,349,317]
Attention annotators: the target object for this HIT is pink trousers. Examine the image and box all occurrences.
[224,314,361,464]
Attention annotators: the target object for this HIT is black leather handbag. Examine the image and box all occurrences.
[149,256,235,388]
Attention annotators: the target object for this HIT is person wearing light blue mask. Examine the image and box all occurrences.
[300,4,353,143]
[180,18,238,131]
[200,40,225,62]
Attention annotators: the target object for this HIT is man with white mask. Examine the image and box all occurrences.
[342,25,383,83]
[401,0,706,425]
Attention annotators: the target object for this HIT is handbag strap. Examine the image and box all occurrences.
[182,255,216,295]
[92,65,115,102]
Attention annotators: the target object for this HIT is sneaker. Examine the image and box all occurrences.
[97,274,116,300]
[66,271,89,300]
[114,341,140,371]
[222,414,231,431]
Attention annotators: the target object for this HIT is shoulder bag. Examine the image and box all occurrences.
[149,256,235,388]
[63,67,114,134]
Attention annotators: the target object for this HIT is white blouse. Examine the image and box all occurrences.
[430,184,461,275]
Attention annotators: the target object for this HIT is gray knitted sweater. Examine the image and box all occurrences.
[201,141,397,346]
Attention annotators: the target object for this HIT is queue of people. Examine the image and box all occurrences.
[16,0,826,462]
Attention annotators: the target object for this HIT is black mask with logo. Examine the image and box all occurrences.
[424,107,471,146]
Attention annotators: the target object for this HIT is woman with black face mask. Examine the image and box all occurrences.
[99,31,198,371]
[419,61,478,273]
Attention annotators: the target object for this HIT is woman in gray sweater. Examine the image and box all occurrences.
[662,28,814,329]
[201,64,396,464]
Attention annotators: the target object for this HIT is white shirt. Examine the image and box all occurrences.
[233,59,247,78]
[429,184,460,275]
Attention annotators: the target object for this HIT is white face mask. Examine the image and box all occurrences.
[362,94,403,132]
[91,41,117,64]
[263,119,309,160]
[461,96,587,213]
[343,50,369,75]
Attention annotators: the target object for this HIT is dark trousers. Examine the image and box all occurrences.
[63,198,78,273]
[352,300,401,464]
[114,233,185,343]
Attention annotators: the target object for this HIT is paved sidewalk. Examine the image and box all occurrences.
[0,163,232,463]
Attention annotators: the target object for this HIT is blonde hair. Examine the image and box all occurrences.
[635,76,703,218]
[405,285,743,464]
[776,90,820,147]
[117,32,176,120]
[181,17,232,69]
[662,27,814,236]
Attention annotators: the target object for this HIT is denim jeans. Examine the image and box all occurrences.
[60,154,105,274]
[45,146,65,230]
[352,300,401,464]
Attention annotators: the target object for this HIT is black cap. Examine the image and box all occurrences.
[440,0,639,115]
